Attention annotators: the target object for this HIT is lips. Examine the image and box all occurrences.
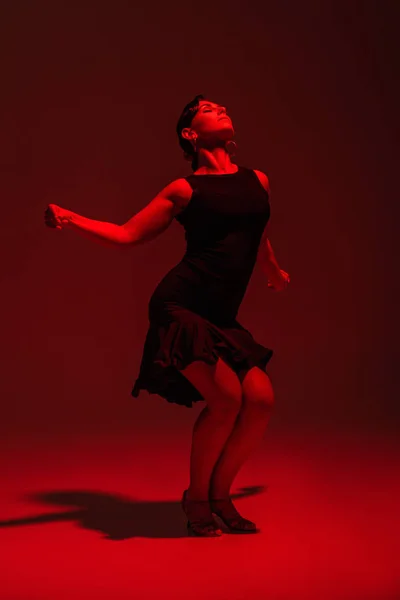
[218,116,230,121]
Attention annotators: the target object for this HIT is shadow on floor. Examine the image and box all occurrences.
[0,485,268,540]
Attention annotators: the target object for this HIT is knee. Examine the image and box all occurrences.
[243,389,275,412]
[244,389,275,412]
[242,370,275,412]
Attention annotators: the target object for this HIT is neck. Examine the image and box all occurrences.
[196,146,235,174]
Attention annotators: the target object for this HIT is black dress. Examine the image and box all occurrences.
[131,165,274,408]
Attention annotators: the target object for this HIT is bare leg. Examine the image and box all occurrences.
[187,405,239,501]
[209,367,275,498]
[179,358,243,502]
[209,404,273,498]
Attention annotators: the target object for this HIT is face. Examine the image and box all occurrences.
[183,99,234,147]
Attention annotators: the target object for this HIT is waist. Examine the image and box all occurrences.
[182,254,253,283]
[149,262,246,324]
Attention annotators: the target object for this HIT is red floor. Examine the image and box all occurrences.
[1,427,399,600]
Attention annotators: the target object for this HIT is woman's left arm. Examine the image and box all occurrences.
[253,169,290,291]
[258,238,282,279]
[257,238,290,291]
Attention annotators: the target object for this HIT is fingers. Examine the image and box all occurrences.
[44,205,62,229]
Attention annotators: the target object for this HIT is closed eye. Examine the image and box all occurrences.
[201,105,227,114]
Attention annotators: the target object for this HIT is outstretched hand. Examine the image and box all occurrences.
[44,204,71,230]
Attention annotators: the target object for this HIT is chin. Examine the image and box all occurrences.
[219,125,235,139]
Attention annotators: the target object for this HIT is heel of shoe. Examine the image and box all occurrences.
[210,498,260,534]
[186,520,222,537]
[182,490,223,537]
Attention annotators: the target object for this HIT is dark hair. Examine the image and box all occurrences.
[176,94,205,172]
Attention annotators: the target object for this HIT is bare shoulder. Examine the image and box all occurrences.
[164,177,193,216]
[252,169,271,194]
[166,177,193,200]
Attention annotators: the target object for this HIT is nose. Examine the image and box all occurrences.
[218,109,229,121]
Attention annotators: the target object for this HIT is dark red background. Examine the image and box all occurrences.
[1,3,399,599]
[1,0,398,437]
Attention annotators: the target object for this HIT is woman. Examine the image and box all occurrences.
[44,94,290,537]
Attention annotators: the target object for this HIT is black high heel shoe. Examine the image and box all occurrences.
[181,490,223,537]
[209,497,260,534]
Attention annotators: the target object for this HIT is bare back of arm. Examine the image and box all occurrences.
[121,178,192,245]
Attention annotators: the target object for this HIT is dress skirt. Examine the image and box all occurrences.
[131,305,274,408]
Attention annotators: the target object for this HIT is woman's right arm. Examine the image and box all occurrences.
[45,178,188,247]
[120,178,188,245]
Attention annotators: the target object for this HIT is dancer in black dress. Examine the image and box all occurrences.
[44,94,290,537]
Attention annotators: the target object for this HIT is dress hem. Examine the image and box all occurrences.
[131,346,274,408]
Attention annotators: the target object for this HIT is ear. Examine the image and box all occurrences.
[181,127,193,142]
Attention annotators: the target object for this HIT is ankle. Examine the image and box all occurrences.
[209,489,231,500]
[186,488,209,502]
